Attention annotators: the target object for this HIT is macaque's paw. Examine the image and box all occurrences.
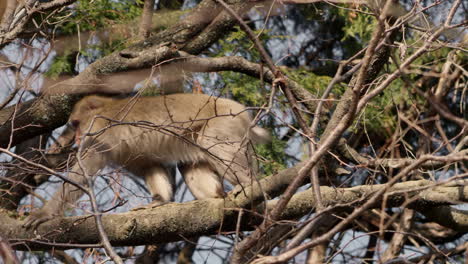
[23,209,54,229]
[131,200,170,211]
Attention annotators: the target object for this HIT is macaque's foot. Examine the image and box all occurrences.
[23,209,54,229]
[131,200,170,211]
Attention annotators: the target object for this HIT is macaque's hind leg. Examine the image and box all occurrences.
[23,150,106,229]
[180,162,225,199]
[132,165,175,211]
[199,119,254,187]
[208,142,254,187]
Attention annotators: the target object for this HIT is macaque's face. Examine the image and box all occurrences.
[68,96,113,142]
[69,97,100,129]
[67,99,96,146]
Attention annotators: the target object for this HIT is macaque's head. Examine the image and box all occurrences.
[69,96,112,127]
[68,95,113,144]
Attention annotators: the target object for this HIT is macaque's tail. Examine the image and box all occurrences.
[250,126,271,144]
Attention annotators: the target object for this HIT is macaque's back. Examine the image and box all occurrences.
[75,94,252,168]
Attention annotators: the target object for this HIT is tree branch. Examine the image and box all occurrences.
[3,178,466,251]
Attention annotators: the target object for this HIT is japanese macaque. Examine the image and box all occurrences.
[24,94,270,228]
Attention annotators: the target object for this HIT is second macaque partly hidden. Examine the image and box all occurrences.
[24,93,270,228]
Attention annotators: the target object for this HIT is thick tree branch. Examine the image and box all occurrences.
[2,178,466,251]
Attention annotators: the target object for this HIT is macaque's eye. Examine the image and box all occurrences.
[71,120,80,128]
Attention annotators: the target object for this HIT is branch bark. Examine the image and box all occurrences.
[3,178,467,251]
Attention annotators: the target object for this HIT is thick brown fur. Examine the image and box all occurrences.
[24,94,270,228]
